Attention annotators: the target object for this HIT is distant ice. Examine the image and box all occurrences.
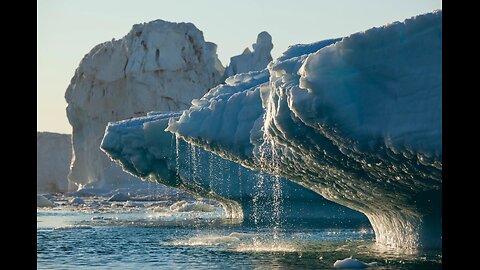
[37,195,55,207]
[68,197,85,206]
[91,216,113,221]
[37,132,72,194]
[53,225,93,230]
[123,201,143,208]
[65,19,225,190]
[224,31,273,78]
[151,206,168,213]
[108,193,131,202]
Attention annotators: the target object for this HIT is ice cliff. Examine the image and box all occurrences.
[37,132,73,193]
[101,112,366,222]
[224,31,273,78]
[165,11,442,249]
[65,20,225,188]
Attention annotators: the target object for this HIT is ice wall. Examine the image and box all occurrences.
[101,112,366,222]
[37,132,73,193]
[167,11,442,249]
[224,32,273,78]
[65,20,225,189]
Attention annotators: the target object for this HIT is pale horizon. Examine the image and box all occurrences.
[37,0,441,134]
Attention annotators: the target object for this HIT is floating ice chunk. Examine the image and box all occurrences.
[69,188,99,197]
[53,225,93,230]
[107,193,131,202]
[89,201,101,209]
[170,200,216,212]
[68,197,85,206]
[37,195,55,207]
[181,202,216,212]
[91,216,113,221]
[152,206,168,212]
[111,202,122,208]
[333,258,378,268]
[169,200,188,211]
[123,201,143,207]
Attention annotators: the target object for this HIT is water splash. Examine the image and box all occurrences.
[234,241,297,253]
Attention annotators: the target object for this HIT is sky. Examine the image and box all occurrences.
[37,0,441,134]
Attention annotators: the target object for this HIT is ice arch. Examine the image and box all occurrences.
[166,11,442,249]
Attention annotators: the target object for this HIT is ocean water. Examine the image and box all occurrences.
[37,199,441,269]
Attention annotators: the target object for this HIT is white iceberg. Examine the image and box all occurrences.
[37,132,73,194]
[224,31,273,78]
[65,19,225,190]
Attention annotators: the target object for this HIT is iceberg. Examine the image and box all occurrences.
[224,31,273,78]
[65,19,225,189]
[37,132,73,193]
[101,111,366,221]
[166,11,442,249]
[37,195,56,207]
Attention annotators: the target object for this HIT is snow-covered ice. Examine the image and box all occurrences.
[166,11,442,249]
